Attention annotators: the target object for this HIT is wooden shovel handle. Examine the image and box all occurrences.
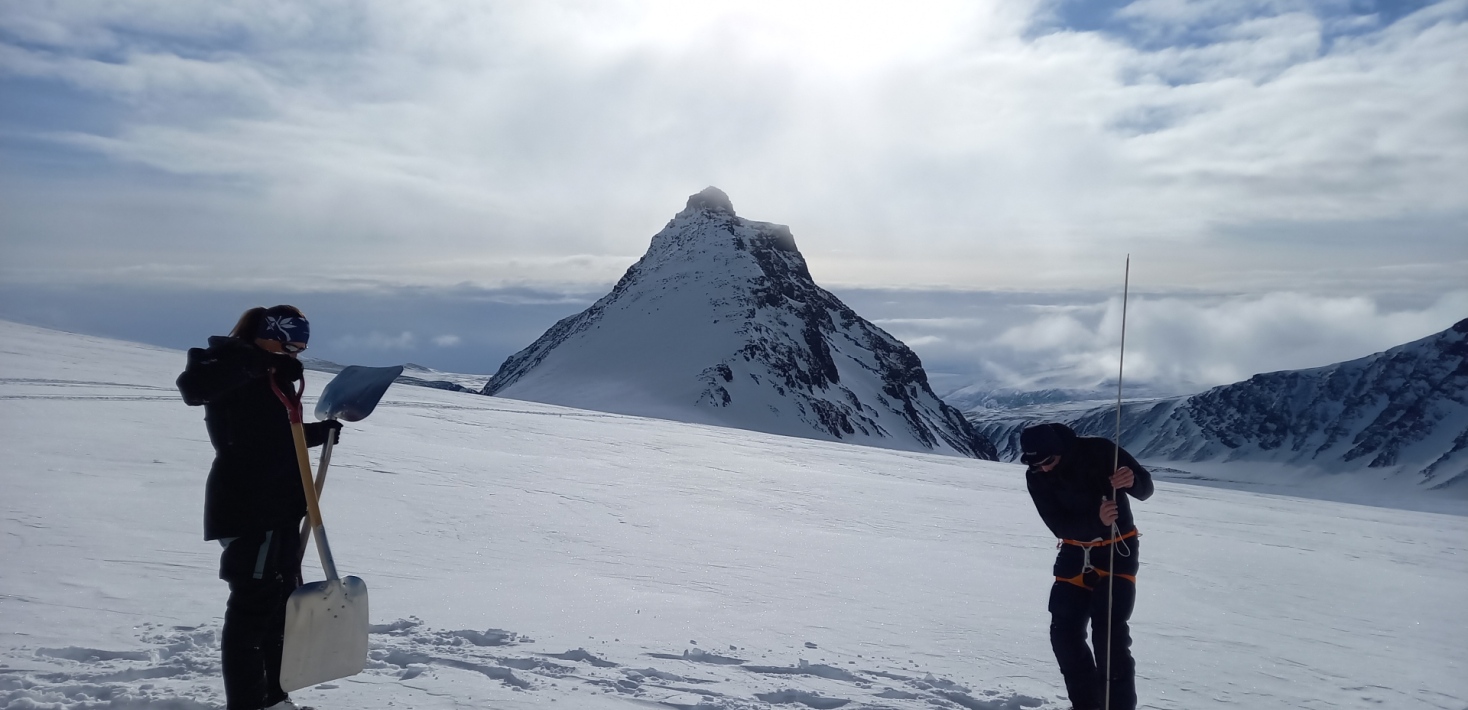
[271,373,339,581]
[299,424,337,566]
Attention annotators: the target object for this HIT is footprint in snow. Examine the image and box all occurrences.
[0,618,1058,710]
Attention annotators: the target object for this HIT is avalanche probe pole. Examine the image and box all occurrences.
[1105,255,1130,710]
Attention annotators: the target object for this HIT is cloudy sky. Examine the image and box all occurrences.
[1,0,1464,393]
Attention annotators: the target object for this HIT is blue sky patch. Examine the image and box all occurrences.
[1034,0,1445,52]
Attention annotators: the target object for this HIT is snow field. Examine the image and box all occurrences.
[1,321,1465,709]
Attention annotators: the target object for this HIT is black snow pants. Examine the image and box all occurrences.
[219,526,301,710]
[1048,541,1139,710]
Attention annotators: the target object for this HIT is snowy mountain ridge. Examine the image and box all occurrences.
[971,318,1468,490]
[944,381,1202,413]
[484,187,996,459]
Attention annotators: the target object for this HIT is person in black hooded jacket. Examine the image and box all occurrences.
[177,305,341,710]
[1021,422,1153,710]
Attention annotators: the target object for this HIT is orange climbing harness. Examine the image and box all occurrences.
[1054,529,1139,590]
[1059,528,1138,550]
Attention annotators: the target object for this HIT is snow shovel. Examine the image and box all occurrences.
[270,373,370,693]
[298,365,405,565]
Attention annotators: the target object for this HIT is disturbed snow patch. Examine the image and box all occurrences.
[0,618,1056,710]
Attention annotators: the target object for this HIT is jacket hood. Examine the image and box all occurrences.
[1020,422,1078,464]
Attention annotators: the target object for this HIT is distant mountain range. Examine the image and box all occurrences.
[302,359,487,394]
[943,379,1202,412]
[969,319,1468,490]
[483,187,997,459]
[310,189,1463,490]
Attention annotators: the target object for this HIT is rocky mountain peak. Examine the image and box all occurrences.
[682,186,736,216]
[484,189,996,459]
[654,187,799,258]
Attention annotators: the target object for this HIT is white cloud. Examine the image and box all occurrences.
[871,317,988,330]
[334,330,417,351]
[989,290,1468,390]
[900,335,946,348]
[1,0,1464,294]
[995,314,1098,352]
[432,334,461,347]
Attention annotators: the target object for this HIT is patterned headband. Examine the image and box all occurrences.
[257,310,310,344]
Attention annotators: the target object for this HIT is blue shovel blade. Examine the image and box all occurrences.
[315,365,405,422]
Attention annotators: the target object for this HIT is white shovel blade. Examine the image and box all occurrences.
[279,576,369,692]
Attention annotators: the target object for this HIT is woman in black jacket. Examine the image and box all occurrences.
[177,305,341,710]
[1022,422,1153,710]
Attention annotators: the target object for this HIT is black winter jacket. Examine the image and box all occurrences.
[1025,423,1153,577]
[177,336,332,540]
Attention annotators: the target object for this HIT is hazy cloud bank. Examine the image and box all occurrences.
[857,287,1468,397]
[3,1,1462,393]
[1,280,1458,397]
[2,0,1464,292]
[0,281,600,375]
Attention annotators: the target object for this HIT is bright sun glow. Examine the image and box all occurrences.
[586,0,980,73]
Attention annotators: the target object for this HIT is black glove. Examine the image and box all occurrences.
[323,419,344,444]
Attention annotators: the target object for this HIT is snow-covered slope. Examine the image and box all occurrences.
[394,364,486,393]
[485,187,995,459]
[3,320,1467,710]
[972,319,1468,491]
[303,358,488,393]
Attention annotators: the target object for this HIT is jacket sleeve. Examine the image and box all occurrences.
[176,346,261,406]
[1118,446,1154,502]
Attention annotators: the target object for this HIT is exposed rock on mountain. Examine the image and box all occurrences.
[485,187,996,459]
[971,319,1468,488]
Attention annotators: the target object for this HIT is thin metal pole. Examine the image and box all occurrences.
[299,423,338,567]
[1105,255,1129,710]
